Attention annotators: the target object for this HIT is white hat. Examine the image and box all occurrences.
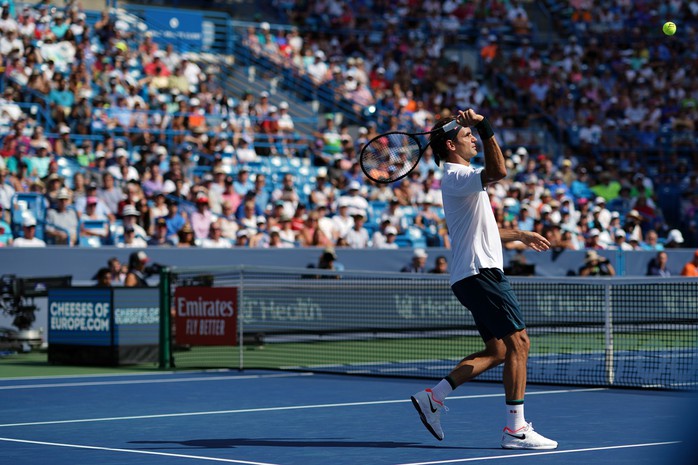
[666,229,684,244]
[413,248,428,259]
[115,147,128,158]
[516,146,528,156]
[595,196,606,204]
[503,198,517,208]
[589,228,601,237]
[541,204,552,214]
[189,98,200,106]
[385,226,398,235]
[279,101,289,109]
[348,180,361,190]
[22,215,36,227]
[59,125,70,134]
[256,215,267,224]
[56,188,71,200]
[122,205,140,217]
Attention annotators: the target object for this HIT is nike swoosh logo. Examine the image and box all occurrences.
[427,396,438,413]
[505,432,526,440]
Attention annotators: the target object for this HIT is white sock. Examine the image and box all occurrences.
[505,401,526,431]
[430,379,454,403]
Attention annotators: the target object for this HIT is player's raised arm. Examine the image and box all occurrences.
[456,109,506,186]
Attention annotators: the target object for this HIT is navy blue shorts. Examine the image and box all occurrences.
[451,268,526,342]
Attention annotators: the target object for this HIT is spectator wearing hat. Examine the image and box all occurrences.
[267,226,288,248]
[665,229,685,249]
[120,204,148,240]
[124,251,150,287]
[118,224,148,248]
[680,250,698,277]
[0,167,15,218]
[12,216,45,247]
[148,218,176,247]
[309,167,335,209]
[623,210,644,243]
[277,101,295,135]
[79,195,110,240]
[332,198,354,239]
[45,188,79,246]
[249,215,271,248]
[191,193,213,240]
[278,213,297,245]
[401,248,429,273]
[337,180,368,218]
[252,173,270,213]
[344,212,370,248]
[176,223,197,247]
[373,221,399,249]
[578,250,615,276]
[234,229,250,247]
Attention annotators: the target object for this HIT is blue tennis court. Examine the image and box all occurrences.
[1,370,694,465]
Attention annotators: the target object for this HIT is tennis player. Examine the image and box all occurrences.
[410,109,558,450]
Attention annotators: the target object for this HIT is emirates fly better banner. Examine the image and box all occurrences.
[174,287,237,345]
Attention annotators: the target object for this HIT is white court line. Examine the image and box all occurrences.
[0,372,314,390]
[0,437,279,465]
[0,387,606,428]
[393,441,682,465]
[0,368,233,381]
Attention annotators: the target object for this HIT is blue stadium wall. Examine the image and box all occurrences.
[1,248,696,281]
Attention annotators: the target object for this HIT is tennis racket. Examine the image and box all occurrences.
[359,120,459,184]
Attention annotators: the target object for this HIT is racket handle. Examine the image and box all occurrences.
[475,118,494,140]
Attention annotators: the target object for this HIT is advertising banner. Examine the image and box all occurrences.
[48,288,112,346]
[144,9,203,50]
[174,287,237,346]
[113,288,159,346]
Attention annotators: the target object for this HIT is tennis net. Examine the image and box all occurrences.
[159,266,698,390]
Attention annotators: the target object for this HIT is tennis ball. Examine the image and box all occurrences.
[663,21,676,36]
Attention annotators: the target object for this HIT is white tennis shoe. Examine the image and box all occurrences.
[501,422,558,450]
[411,388,447,440]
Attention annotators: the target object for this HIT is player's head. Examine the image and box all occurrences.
[429,117,462,166]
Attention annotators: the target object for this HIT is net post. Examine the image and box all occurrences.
[238,266,244,371]
[158,266,172,369]
[604,282,614,386]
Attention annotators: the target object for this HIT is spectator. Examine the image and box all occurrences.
[11,216,45,247]
[45,188,79,246]
[344,212,370,248]
[108,257,126,285]
[401,248,428,273]
[94,267,112,287]
[680,250,698,277]
[665,229,685,249]
[148,218,176,247]
[118,225,148,248]
[201,221,232,248]
[190,194,213,240]
[120,204,148,239]
[124,251,150,287]
[429,255,449,274]
[162,199,186,240]
[646,251,671,277]
[177,223,197,247]
[578,250,615,276]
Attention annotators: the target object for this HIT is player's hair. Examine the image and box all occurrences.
[429,116,458,163]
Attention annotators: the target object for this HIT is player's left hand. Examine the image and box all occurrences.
[519,231,551,252]
[456,109,484,127]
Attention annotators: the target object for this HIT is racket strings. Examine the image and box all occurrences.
[360,133,423,183]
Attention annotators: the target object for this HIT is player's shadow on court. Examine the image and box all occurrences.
[129,438,492,450]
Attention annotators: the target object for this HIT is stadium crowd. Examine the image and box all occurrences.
[0,1,697,253]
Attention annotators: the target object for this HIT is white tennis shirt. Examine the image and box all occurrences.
[441,162,503,285]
